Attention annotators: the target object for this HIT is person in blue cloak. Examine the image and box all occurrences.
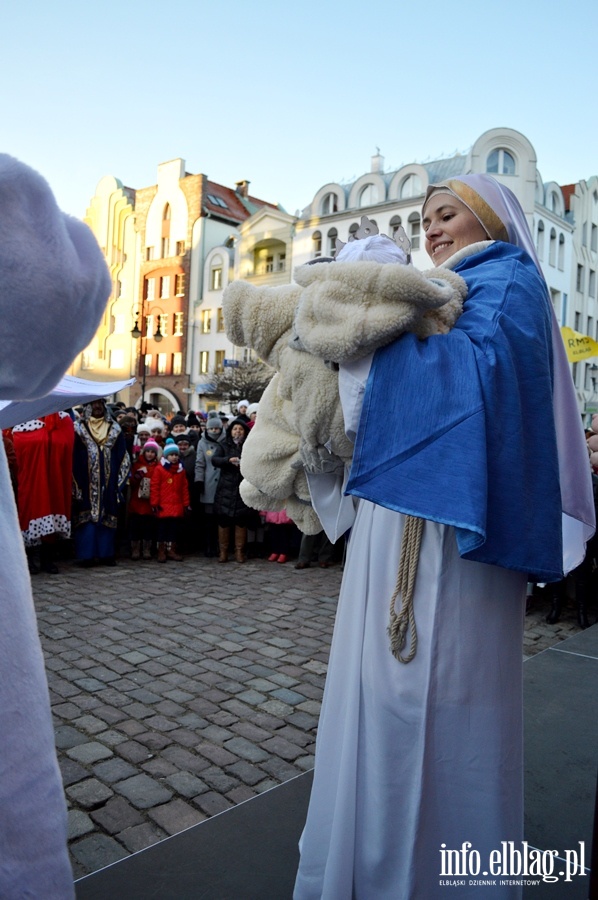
[72,398,131,565]
[294,175,595,900]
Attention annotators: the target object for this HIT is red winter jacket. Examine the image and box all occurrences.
[129,457,159,516]
[150,460,190,518]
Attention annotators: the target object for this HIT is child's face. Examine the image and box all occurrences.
[166,452,179,464]
[144,449,157,461]
[139,433,149,446]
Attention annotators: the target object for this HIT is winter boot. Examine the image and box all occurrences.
[218,527,230,563]
[167,543,183,561]
[157,542,167,563]
[130,541,141,561]
[234,526,247,563]
[40,544,59,574]
[142,541,152,560]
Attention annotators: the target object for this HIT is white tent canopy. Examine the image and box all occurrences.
[0,375,136,430]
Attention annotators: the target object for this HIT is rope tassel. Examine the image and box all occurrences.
[388,515,424,664]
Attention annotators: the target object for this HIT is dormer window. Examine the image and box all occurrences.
[321,192,338,215]
[486,149,515,176]
[400,175,423,199]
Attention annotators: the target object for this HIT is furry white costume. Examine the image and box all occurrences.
[0,154,110,898]
[222,237,467,532]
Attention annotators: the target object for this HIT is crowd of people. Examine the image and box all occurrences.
[2,398,343,572]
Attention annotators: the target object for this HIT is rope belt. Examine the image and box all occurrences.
[388,515,424,664]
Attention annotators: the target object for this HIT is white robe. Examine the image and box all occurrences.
[295,358,526,900]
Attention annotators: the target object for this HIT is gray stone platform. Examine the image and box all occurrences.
[30,553,593,881]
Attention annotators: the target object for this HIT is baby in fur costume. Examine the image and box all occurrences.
[223,231,468,533]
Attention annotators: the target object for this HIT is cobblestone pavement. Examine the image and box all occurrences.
[31,555,591,879]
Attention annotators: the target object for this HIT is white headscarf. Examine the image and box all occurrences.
[424,174,595,573]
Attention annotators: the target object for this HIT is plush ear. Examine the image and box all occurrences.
[222,281,301,365]
[587,434,598,452]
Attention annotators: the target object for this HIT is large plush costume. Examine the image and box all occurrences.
[223,237,467,532]
[72,402,131,562]
[293,176,595,899]
[0,154,110,898]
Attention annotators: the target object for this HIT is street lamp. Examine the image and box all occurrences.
[131,307,165,406]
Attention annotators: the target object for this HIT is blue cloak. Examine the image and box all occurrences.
[346,242,563,582]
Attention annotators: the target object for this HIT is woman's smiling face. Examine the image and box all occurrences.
[423,194,488,266]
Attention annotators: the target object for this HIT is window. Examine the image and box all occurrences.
[590,270,596,299]
[146,247,154,261]
[321,192,338,215]
[144,354,152,375]
[558,234,565,270]
[265,256,274,273]
[400,175,423,199]
[163,204,171,221]
[577,265,584,292]
[113,314,125,334]
[592,225,597,253]
[211,267,222,290]
[174,312,184,336]
[217,308,225,331]
[146,314,154,338]
[277,253,286,271]
[215,350,225,373]
[199,351,209,374]
[172,352,182,375]
[389,215,402,238]
[408,212,421,251]
[109,349,124,369]
[81,351,94,370]
[201,309,212,333]
[161,237,170,258]
[157,353,167,375]
[175,273,185,296]
[486,149,515,175]
[575,312,581,331]
[327,228,338,256]
[358,184,377,207]
[549,228,556,267]
[176,241,185,255]
[582,223,587,247]
[312,231,322,258]
[536,221,544,260]
[348,222,359,238]
[146,278,155,301]
[158,314,168,338]
[160,276,170,299]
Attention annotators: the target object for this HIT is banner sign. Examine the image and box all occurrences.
[560,327,598,363]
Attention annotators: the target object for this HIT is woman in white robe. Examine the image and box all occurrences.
[293,176,594,899]
[0,154,110,899]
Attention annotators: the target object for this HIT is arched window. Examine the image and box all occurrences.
[558,233,565,270]
[408,212,421,250]
[389,215,402,238]
[536,220,545,260]
[327,228,338,256]
[358,184,377,207]
[163,204,171,220]
[486,149,516,176]
[400,175,423,199]
[312,231,322,258]
[348,222,359,238]
[550,193,559,213]
[549,228,557,266]
[321,192,338,215]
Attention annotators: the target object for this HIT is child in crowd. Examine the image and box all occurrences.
[264,506,296,563]
[128,439,161,559]
[150,439,190,562]
[133,422,151,459]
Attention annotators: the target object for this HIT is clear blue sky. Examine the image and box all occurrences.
[2,0,596,218]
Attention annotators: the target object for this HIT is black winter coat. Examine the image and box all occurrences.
[212,430,251,520]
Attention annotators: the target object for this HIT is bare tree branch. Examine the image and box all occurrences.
[208,360,274,405]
